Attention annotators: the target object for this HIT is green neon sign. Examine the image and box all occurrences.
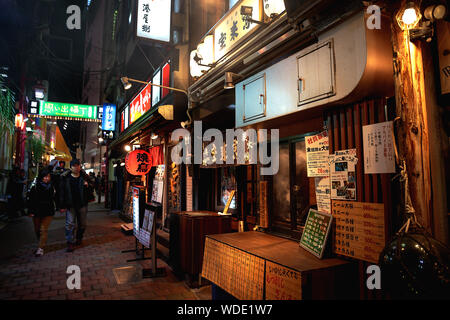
[39,101,98,120]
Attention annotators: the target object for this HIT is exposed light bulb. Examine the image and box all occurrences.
[402,7,418,25]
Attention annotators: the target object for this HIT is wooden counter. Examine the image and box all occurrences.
[169,211,231,286]
[202,231,358,300]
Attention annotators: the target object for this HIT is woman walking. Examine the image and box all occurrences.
[28,168,56,257]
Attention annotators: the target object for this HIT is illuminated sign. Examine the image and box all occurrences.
[130,83,151,125]
[124,106,129,129]
[136,0,171,43]
[39,101,98,120]
[214,0,261,61]
[162,62,170,99]
[132,187,140,237]
[102,104,116,131]
[152,70,161,107]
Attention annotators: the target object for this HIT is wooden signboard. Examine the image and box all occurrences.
[121,182,133,221]
[299,209,333,259]
[265,261,302,300]
[332,200,385,264]
[202,237,264,300]
[259,181,269,228]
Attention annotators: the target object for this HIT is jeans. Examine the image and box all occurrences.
[65,207,87,244]
[33,216,53,249]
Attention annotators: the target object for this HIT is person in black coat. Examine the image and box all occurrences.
[28,169,56,257]
[59,159,95,252]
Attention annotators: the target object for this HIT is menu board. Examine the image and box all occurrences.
[138,209,155,248]
[332,201,385,264]
[299,209,333,259]
[202,237,265,300]
[265,261,302,300]
[305,131,330,177]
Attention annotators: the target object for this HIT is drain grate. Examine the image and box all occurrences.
[112,266,141,285]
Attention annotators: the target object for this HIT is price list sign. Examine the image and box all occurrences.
[299,209,332,259]
[332,201,385,263]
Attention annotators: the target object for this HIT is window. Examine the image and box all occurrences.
[270,135,317,239]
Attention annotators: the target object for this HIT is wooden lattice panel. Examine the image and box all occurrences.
[202,237,264,300]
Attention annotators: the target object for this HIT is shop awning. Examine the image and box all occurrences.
[53,126,72,161]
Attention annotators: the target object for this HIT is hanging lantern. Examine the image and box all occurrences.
[125,149,152,176]
[263,0,285,17]
[15,114,24,128]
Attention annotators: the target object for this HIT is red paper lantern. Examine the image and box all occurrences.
[125,149,152,175]
[15,114,24,128]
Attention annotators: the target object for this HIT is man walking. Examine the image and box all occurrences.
[59,159,93,252]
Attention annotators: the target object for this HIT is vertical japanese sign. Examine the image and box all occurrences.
[152,70,161,107]
[136,0,171,42]
[214,0,261,61]
[305,131,329,177]
[332,200,385,264]
[299,209,333,259]
[132,187,140,237]
[161,62,170,99]
[329,149,358,200]
[129,83,151,125]
[124,106,129,130]
[101,104,116,131]
[362,121,395,174]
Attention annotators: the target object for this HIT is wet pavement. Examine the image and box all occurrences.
[0,202,212,300]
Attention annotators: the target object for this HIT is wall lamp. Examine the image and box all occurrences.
[224,72,244,89]
[120,76,193,128]
[241,6,268,25]
[397,2,447,42]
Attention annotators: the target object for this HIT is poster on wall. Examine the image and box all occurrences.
[362,121,395,174]
[329,149,358,201]
[305,131,329,177]
[314,177,331,214]
[151,180,164,203]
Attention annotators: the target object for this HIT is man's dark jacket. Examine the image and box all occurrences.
[59,170,93,209]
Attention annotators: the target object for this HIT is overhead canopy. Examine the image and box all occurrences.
[54,126,72,161]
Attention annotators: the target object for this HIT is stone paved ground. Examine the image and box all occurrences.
[0,203,212,300]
